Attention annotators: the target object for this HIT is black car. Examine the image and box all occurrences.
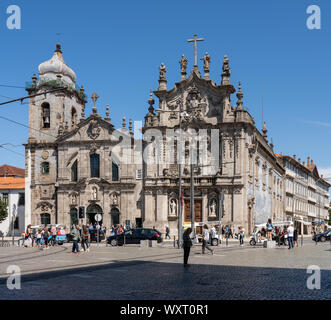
[107,228,162,246]
[312,230,331,242]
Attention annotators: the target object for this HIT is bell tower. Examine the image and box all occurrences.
[26,44,86,143]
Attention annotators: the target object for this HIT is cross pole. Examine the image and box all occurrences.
[187,34,204,68]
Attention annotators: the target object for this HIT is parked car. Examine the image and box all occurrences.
[107,228,162,246]
[312,230,331,242]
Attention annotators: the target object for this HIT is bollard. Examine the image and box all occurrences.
[173,236,176,248]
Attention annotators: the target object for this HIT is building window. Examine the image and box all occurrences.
[41,162,50,174]
[71,107,77,127]
[41,103,50,129]
[41,213,51,226]
[112,162,119,181]
[90,154,100,178]
[71,160,78,182]
[18,193,25,206]
[2,193,8,205]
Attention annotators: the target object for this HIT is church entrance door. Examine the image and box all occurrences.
[184,200,203,234]
[110,207,120,227]
[87,204,103,225]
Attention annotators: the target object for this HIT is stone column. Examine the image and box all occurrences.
[156,191,168,230]
[144,191,155,228]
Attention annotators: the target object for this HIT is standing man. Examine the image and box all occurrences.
[287,224,294,250]
[293,226,299,247]
[71,225,81,254]
[50,225,57,246]
[183,228,193,267]
[239,226,245,246]
[202,224,214,255]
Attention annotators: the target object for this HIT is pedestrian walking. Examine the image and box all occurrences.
[266,219,273,241]
[239,226,245,246]
[287,224,294,250]
[81,225,90,252]
[50,224,57,246]
[71,225,81,253]
[43,226,50,250]
[293,226,299,247]
[183,228,193,267]
[165,226,171,239]
[202,224,214,255]
[36,229,42,247]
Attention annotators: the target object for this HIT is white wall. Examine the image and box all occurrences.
[0,189,25,237]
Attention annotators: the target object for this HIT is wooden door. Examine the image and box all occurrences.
[184,200,203,234]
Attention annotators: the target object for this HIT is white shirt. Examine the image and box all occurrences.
[203,229,210,241]
[287,226,294,237]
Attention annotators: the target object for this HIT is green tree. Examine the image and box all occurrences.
[0,199,8,223]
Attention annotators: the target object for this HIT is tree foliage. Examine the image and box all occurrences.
[0,199,8,223]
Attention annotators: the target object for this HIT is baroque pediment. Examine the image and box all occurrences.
[56,114,115,144]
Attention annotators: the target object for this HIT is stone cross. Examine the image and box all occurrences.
[187,34,204,68]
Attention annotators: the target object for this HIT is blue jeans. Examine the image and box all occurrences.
[288,236,294,249]
[72,240,79,252]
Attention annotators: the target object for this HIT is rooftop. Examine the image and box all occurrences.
[0,177,25,190]
[0,165,25,178]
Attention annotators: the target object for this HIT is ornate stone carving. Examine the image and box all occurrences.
[41,150,49,160]
[87,119,101,140]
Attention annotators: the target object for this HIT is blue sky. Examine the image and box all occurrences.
[0,0,330,178]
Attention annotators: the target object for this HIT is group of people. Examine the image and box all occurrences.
[256,220,299,249]
[17,224,64,250]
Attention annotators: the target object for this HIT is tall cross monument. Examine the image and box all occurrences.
[187,34,204,68]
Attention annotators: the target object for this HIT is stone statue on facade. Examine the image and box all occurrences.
[201,52,210,72]
[179,54,188,81]
[210,199,217,216]
[170,199,177,216]
[221,55,231,85]
[159,63,166,80]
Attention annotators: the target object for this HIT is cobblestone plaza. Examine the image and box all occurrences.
[0,240,330,300]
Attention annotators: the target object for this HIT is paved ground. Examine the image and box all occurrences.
[0,238,330,300]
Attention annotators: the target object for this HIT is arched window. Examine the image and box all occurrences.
[71,160,78,182]
[71,107,77,127]
[112,161,119,181]
[41,103,50,129]
[41,162,50,174]
[90,154,100,178]
[41,213,51,226]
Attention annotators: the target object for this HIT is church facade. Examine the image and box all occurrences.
[24,43,328,237]
[24,45,143,230]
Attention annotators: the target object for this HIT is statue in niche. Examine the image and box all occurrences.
[92,187,98,200]
[210,199,217,216]
[170,199,177,216]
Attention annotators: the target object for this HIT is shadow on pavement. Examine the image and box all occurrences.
[0,258,330,300]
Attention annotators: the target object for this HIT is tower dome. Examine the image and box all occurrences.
[38,44,76,87]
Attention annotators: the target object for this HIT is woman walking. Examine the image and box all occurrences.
[81,225,90,252]
[183,228,193,267]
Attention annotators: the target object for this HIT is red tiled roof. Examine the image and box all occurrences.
[0,165,24,178]
[0,177,25,190]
